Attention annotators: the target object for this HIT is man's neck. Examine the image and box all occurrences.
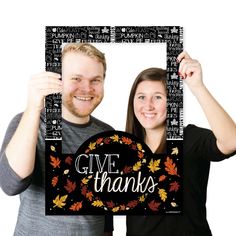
[62,109,90,125]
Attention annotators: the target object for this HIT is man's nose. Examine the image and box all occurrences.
[79,80,92,92]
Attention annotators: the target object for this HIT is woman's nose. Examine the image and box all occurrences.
[145,98,155,110]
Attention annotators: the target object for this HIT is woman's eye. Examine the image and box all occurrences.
[155,96,162,100]
[138,95,145,100]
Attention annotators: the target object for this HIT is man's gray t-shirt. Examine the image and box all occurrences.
[0,112,113,236]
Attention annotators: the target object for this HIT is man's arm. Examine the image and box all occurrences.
[5,72,62,179]
[178,52,236,155]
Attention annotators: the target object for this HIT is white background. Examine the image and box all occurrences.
[0,0,236,235]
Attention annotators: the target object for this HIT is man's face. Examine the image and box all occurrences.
[62,52,104,123]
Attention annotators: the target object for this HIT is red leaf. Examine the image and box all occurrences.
[107,201,115,209]
[64,179,76,193]
[169,181,180,192]
[123,166,132,174]
[65,156,73,165]
[127,200,138,208]
[148,200,161,211]
[81,186,88,196]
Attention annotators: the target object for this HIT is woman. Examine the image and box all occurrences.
[125,52,236,236]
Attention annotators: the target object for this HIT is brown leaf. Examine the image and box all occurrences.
[50,155,61,168]
[169,181,180,192]
[164,157,179,176]
[148,200,160,211]
[123,166,132,174]
[64,179,76,193]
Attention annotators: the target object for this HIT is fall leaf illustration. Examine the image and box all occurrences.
[110,134,119,142]
[53,194,68,208]
[139,194,145,202]
[81,186,88,196]
[123,166,132,174]
[65,156,73,165]
[51,176,58,187]
[120,205,126,211]
[112,206,120,212]
[133,161,142,171]
[164,157,179,176]
[148,159,160,173]
[50,145,56,152]
[82,177,89,185]
[69,201,83,211]
[92,200,104,207]
[88,142,96,150]
[86,191,94,201]
[137,143,142,151]
[148,200,160,211]
[127,200,138,208]
[122,137,132,145]
[138,151,144,159]
[169,181,180,192]
[159,188,167,202]
[107,201,115,209]
[96,137,103,144]
[64,179,76,193]
[171,147,179,155]
[159,175,166,182]
[50,155,61,168]
[104,138,111,144]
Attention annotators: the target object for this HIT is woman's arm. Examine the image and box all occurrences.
[177,51,236,155]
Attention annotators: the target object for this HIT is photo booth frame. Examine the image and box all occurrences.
[45,26,183,215]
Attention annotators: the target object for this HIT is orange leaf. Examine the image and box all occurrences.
[123,166,132,174]
[122,137,132,145]
[148,200,160,211]
[138,151,144,159]
[169,181,180,192]
[51,176,58,187]
[86,191,94,201]
[50,155,61,168]
[70,201,83,211]
[164,157,179,176]
[96,137,103,144]
[159,175,166,182]
[64,179,76,193]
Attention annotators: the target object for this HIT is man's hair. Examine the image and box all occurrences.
[62,43,106,78]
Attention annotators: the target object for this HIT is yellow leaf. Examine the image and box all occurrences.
[53,194,68,208]
[50,145,56,152]
[111,134,119,142]
[158,189,167,202]
[148,159,160,173]
[88,142,96,150]
[112,206,120,212]
[137,143,142,151]
[139,194,145,202]
[82,177,89,185]
[171,147,179,155]
[92,200,104,207]
[133,161,142,171]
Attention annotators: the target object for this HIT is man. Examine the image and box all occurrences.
[0,43,113,236]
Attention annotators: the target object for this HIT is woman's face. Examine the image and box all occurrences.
[133,80,167,131]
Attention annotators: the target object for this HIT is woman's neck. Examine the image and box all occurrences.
[145,126,166,153]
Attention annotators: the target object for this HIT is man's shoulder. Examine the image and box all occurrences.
[90,116,114,131]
